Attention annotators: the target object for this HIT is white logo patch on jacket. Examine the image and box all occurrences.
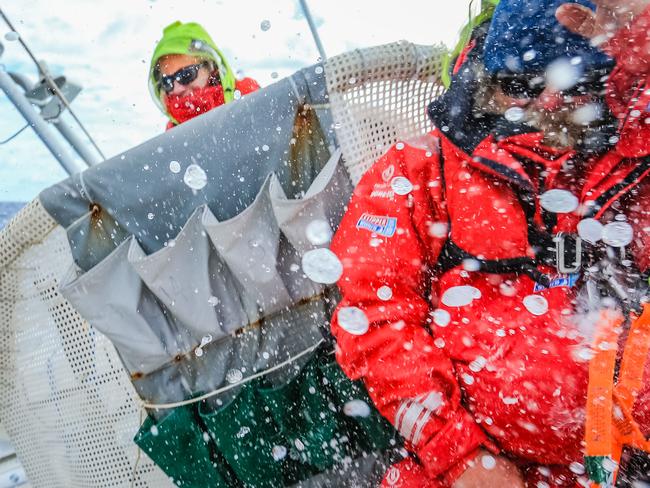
[356,213,397,237]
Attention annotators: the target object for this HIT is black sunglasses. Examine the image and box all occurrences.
[156,62,209,94]
[495,70,608,100]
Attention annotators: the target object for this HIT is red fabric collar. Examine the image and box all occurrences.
[470,133,573,190]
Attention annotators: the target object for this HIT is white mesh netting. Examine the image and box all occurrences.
[0,201,174,488]
[325,41,447,184]
[0,41,446,487]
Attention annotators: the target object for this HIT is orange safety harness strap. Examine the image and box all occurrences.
[585,304,650,487]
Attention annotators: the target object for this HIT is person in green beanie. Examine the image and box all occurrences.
[149,21,260,130]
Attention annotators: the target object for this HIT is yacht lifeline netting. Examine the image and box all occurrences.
[0,41,446,487]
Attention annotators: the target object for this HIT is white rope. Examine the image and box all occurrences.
[140,339,326,410]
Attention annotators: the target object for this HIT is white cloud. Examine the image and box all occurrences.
[0,0,470,201]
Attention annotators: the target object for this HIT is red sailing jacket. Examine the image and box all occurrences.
[330,9,650,487]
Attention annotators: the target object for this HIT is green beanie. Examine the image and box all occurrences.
[148,21,237,120]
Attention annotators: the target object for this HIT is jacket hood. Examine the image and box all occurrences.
[429,27,537,155]
[148,21,237,121]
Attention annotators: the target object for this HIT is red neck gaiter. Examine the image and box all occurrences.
[164,84,226,124]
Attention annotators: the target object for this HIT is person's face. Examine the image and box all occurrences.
[487,74,604,148]
[157,54,212,99]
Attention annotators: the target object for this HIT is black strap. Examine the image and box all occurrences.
[588,156,650,218]
[437,239,551,287]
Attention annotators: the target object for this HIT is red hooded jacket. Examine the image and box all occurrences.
[330,9,650,488]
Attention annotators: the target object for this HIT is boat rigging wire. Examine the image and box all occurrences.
[0,107,61,145]
[0,122,27,144]
[0,6,106,161]
[298,0,327,61]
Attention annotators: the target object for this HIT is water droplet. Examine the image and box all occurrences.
[501,395,518,405]
[432,309,451,327]
[226,369,243,384]
[200,335,213,347]
[194,347,204,357]
[602,221,633,247]
[469,356,487,373]
[523,49,536,62]
[169,160,181,173]
[546,58,581,92]
[337,307,369,335]
[462,259,481,272]
[272,445,287,461]
[441,286,481,307]
[481,455,496,470]
[301,248,343,284]
[207,296,220,306]
[262,144,270,152]
[236,426,250,438]
[4,31,19,42]
[462,373,475,385]
[571,103,602,125]
[602,457,618,473]
[294,439,305,451]
[575,346,595,361]
[540,189,579,213]
[315,66,324,75]
[147,213,154,220]
[377,286,393,301]
[260,19,271,31]
[504,107,525,122]
[391,176,413,196]
[434,337,446,348]
[150,425,159,436]
[577,218,603,244]
[569,462,585,475]
[233,89,242,100]
[305,219,333,246]
[523,295,549,316]
[271,71,279,79]
[499,282,517,297]
[428,222,449,238]
[183,164,207,190]
[343,400,371,418]
[395,142,405,150]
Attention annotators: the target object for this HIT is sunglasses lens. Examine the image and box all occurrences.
[498,76,545,99]
[177,65,200,85]
[562,75,606,97]
[159,64,203,94]
[161,77,175,93]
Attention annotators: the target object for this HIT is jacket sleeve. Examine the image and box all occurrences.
[235,77,261,96]
[603,6,650,158]
[330,139,490,483]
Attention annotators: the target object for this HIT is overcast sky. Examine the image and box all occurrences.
[0,0,471,201]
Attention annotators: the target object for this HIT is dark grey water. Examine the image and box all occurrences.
[0,202,25,230]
